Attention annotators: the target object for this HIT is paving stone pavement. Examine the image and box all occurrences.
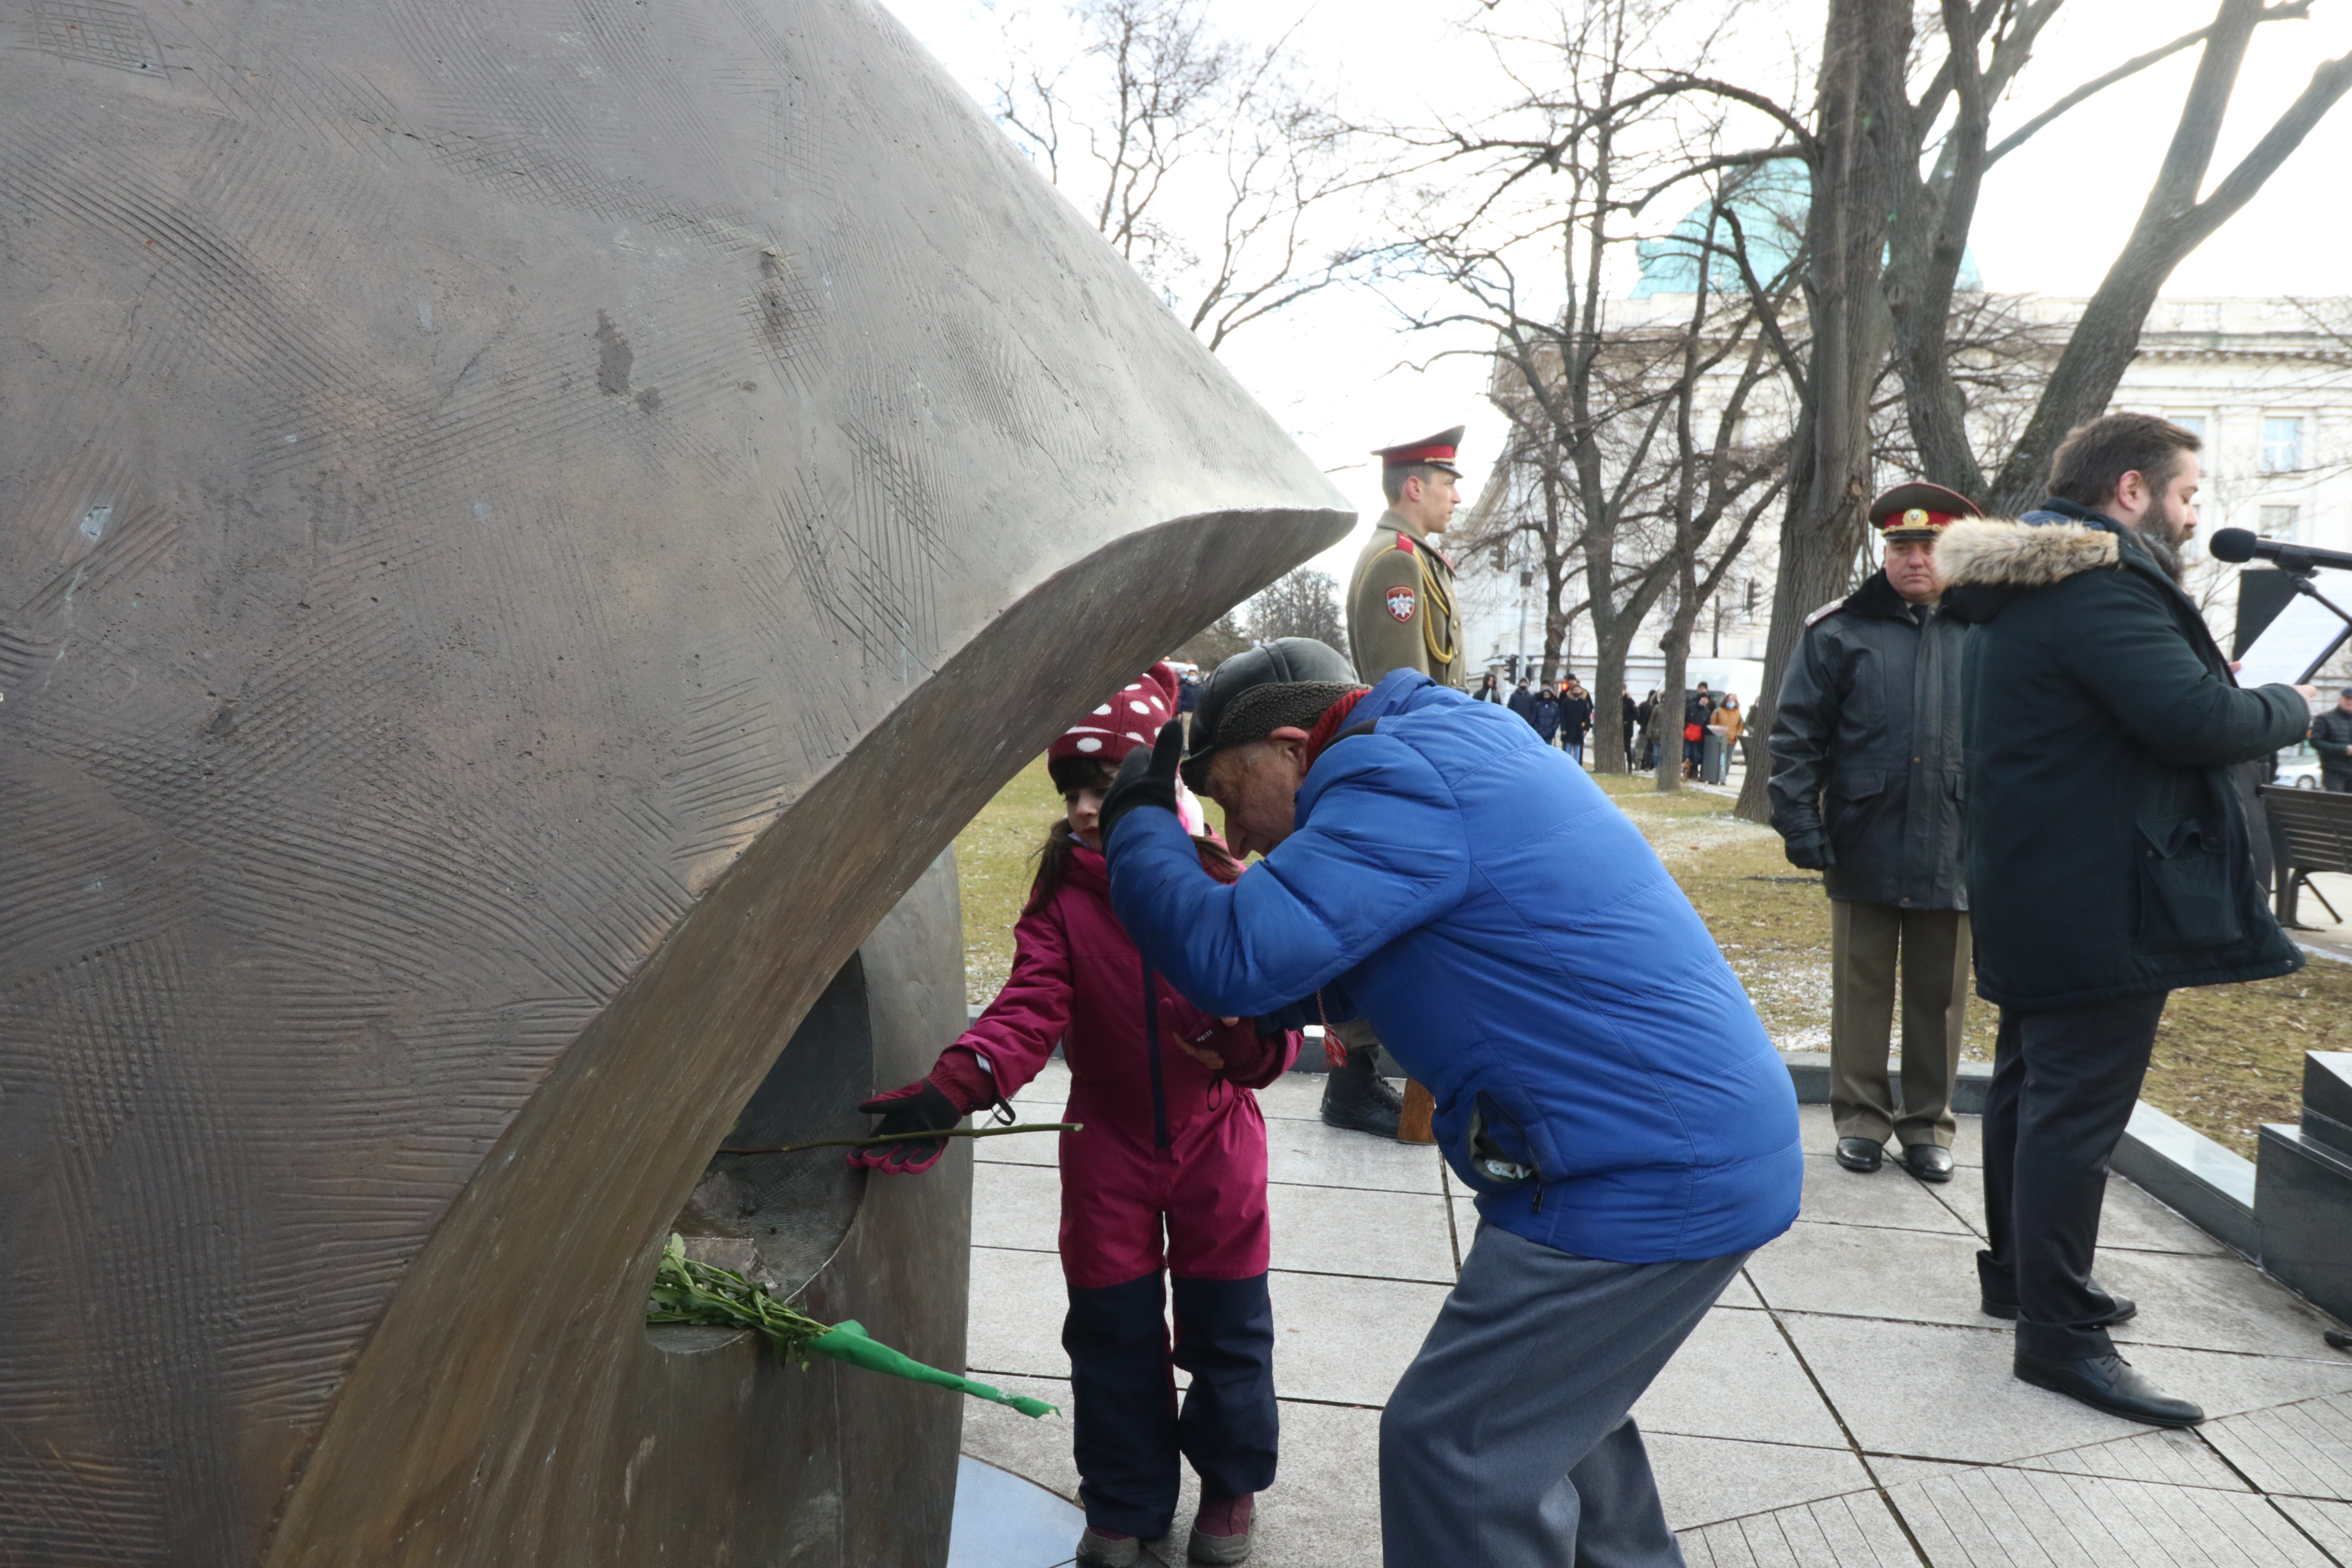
[958,1063,2352,1566]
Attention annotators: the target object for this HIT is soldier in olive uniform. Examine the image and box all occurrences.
[1320,427,1469,1142]
[1348,427,1468,691]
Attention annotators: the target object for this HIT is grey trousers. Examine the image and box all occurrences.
[1829,899,1969,1148]
[1379,1224,1749,1568]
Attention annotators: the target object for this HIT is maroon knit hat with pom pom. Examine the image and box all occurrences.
[1047,662,1179,789]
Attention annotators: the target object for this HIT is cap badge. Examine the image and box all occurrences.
[1384,585,1417,622]
[1904,508,1929,528]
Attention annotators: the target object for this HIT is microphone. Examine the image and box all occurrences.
[2209,527,2352,573]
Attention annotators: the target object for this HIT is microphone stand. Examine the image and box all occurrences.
[2274,551,2352,684]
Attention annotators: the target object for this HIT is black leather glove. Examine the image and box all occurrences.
[1783,832,1834,872]
[848,1080,965,1174]
[1099,720,1185,856]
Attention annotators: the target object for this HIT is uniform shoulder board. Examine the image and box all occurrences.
[1393,532,1416,555]
[1803,597,1847,629]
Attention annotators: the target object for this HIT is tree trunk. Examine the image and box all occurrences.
[1734,0,1910,824]
[1591,637,1631,774]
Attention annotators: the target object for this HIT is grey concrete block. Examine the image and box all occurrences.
[973,1161,1062,1256]
[1887,1464,2339,1566]
[1265,1119,1446,1195]
[1219,1401,1386,1568]
[2118,1341,2352,1422]
[2000,1428,2248,1491]
[2275,1496,2352,1561]
[1633,1307,1849,1450]
[1795,1152,1975,1236]
[968,1246,1072,1381]
[2112,1100,2260,1260]
[1647,1431,1873,1531]
[2301,1051,2352,1145]
[2100,1246,2352,1359]
[2257,1123,2352,1325]
[1266,1270,1450,1407]
[1268,1184,1455,1286]
[1744,1222,1989,1329]
[2096,1175,2232,1257]
[1675,1489,1919,1567]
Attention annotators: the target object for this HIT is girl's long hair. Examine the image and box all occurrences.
[1024,815,1240,916]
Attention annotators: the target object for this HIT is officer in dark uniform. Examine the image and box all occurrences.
[2312,687,2352,791]
[1769,482,1978,1185]
[1320,428,1470,1142]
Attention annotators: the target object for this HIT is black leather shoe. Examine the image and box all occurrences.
[2014,1351,2202,1427]
[1320,1048,1402,1137]
[1834,1137,1883,1173]
[1982,1292,2136,1326]
[1902,1144,1955,1182]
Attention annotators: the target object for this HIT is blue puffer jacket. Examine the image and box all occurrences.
[1107,671,1801,1263]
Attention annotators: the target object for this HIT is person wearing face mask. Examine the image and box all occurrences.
[1768,484,1978,1186]
[1938,414,2316,1429]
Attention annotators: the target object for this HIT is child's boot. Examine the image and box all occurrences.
[1187,1493,1254,1564]
[1076,1526,1139,1567]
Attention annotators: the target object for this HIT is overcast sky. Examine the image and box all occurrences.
[884,0,2352,579]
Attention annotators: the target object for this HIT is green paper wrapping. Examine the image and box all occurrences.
[811,1322,1059,1418]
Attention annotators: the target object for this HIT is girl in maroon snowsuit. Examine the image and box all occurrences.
[852,664,1295,1565]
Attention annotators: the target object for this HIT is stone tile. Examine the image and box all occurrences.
[2097,1174,2231,1256]
[969,1246,1071,1381]
[2203,1390,2352,1500]
[1745,1221,1987,1328]
[1721,1270,1766,1310]
[1268,1270,1450,1407]
[1863,1455,1980,1488]
[973,1160,1061,1254]
[2003,1427,2248,1491]
[1008,1059,1072,1114]
[1268,1184,1454,1285]
[1224,1400,1385,1568]
[960,1376,1081,1506]
[977,1128,1059,1167]
[2123,1342,2352,1422]
[1649,1433,1873,1529]
[1796,1153,1973,1235]
[1927,1162,1989,1240]
[2275,1496,2352,1559]
[949,1451,1081,1568]
[2100,1249,2352,1358]
[1265,1118,1445,1195]
[1793,1104,1982,1168]
[1254,1072,1334,1123]
[1676,1488,1920,1567]
[1887,1464,2339,1566]
[1777,1314,2163,1464]
[1635,1307,1849,1450]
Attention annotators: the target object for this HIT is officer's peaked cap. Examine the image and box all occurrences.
[1183,637,1358,788]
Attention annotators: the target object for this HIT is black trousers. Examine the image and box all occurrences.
[1977,990,2168,1360]
[1064,1271,1278,1538]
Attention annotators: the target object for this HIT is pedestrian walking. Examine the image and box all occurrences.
[1942,413,2312,1428]
[1097,641,1800,1568]
[1507,679,1533,722]
[1681,684,1714,780]
[1769,484,1977,1184]
[1704,694,1743,784]
[853,663,1300,1567]
[2312,687,2352,791]
[1530,682,1562,744]
[1475,671,1504,704]
[1621,688,1640,770]
[1560,678,1594,766]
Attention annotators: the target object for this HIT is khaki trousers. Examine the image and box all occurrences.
[1828,900,1970,1149]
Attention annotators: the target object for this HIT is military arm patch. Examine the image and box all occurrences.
[1384,584,1418,622]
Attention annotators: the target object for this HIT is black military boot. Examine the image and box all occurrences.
[1320,1046,1403,1136]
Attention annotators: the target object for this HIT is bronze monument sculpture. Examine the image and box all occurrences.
[0,0,1350,1562]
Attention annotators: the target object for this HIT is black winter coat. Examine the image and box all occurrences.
[1560,694,1594,741]
[1940,502,2309,1010]
[1767,570,1968,909]
[2312,706,2352,771]
[1530,692,1561,740]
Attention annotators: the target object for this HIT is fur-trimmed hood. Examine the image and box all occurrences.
[1937,517,2120,588]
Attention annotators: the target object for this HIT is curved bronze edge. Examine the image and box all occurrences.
[256,502,1350,1567]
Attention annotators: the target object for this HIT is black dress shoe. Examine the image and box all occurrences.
[1834,1137,1883,1173]
[2014,1351,2202,1427]
[1902,1144,1955,1182]
[1320,1048,1402,1137]
[1981,1288,2135,1326]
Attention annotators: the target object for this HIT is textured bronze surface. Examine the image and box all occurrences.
[0,0,1350,1561]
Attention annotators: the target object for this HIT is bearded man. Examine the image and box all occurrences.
[1092,639,1800,1568]
[1939,413,2315,1428]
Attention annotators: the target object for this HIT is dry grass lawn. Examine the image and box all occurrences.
[950,759,2332,1158]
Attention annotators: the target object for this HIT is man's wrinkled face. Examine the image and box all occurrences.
[1884,536,1945,604]
[1199,731,1311,859]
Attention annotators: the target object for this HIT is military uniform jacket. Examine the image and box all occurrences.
[1348,511,1464,687]
[1767,570,1969,910]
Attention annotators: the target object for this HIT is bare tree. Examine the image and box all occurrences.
[1245,566,1346,647]
[1171,610,1251,668]
[1721,0,2351,822]
[991,0,1385,350]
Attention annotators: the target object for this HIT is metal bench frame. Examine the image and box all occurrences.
[2259,782,2352,927]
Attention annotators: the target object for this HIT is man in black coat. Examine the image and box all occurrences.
[2312,687,2352,791]
[1769,484,1975,1185]
[1941,413,2314,1428]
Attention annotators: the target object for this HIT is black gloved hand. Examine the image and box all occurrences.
[1099,719,1185,857]
[848,1079,965,1174]
[1783,833,1834,872]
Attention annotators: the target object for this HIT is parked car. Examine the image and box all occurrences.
[2276,741,2324,789]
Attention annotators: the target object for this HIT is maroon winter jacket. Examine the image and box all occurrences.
[952,841,1298,1289]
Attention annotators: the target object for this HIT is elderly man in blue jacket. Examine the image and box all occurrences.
[1099,637,1801,1568]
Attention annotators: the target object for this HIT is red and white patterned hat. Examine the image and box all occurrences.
[1049,662,1179,776]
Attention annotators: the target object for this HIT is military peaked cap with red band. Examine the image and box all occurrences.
[1869,481,1983,538]
[1373,424,1466,478]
